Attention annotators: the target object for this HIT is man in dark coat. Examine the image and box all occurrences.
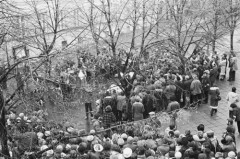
[209,64,219,86]
[142,90,154,119]
[154,88,168,111]
[231,103,240,134]
[84,87,93,120]
[175,76,184,108]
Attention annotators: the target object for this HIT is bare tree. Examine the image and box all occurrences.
[158,0,209,73]
[199,0,228,53]
[222,0,240,52]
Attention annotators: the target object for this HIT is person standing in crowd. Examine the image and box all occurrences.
[190,74,202,106]
[228,53,238,81]
[175,76,184,108]
[84,87,93,120]
[209,84,220,116]
[226,87,239,119]
[202,70,210,104]
[142,90,154,119]
[154,86,168,111]
[167,96,180,126]
[219,55,228,80]
[164,81,176,103]
[103,91,113,110]
[116,92,126,122]
[102,105,116,129]
[132,98,144,121]
[209,63,219,86]
[231,103,240,134]
[183,75,193,108]
[111,90,118,120]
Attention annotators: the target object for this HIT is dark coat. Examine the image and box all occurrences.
[132,102,144,121]
[233,106,240,121]
[142,94,154,116]
[154,90,168,111]
[209,67,218,83]
[209,87,220,107]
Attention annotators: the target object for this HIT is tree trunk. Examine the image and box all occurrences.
[230,29,234,52]
[0,89,10,157]
[212,39,216,53]
[179,56,186,74]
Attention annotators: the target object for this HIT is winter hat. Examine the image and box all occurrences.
[40,145,48,151]
[90,130,96,135]
[225,135,233,142]
[94,144,103,152]
[105,105,112,112]
[132,136,138,144]
[87,135,94,141]
[44,131,51,137]
[117,138,124,146]
[175,152,182,159]
[123,147,132,158]
[121,133,128,139]
[127,136,133,143]
[46,149,54,157]
[228,151,236,159]
[174,130,180,137]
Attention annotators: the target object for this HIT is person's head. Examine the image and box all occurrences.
[225,135,233,144]
[145,150,152,158]
[137,146,146,155]
[198,153,207,159]
[232,87,236,93]
[78,143,86,154]
[106,91,111,96]
[103,142,111,151]
[226,126,234,134]
[230,103,237,109]
[105,106,112,112]
[135,98,140,103]
[228,151,236,159]
[149,112,156,119]
[169,124,176,130]
[170,96,176,102]
[227,118,233,125]
[197,124,205,132]
[206,130,214,138]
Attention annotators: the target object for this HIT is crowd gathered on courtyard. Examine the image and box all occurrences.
[5,49,240,159]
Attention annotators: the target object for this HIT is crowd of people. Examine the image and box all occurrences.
[5,107,240,159]
[4,49,240,159]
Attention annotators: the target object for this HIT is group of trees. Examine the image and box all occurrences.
[0,0,239,157]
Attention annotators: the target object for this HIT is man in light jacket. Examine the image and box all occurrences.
[227,87,239,119]
[190,75,202,106]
